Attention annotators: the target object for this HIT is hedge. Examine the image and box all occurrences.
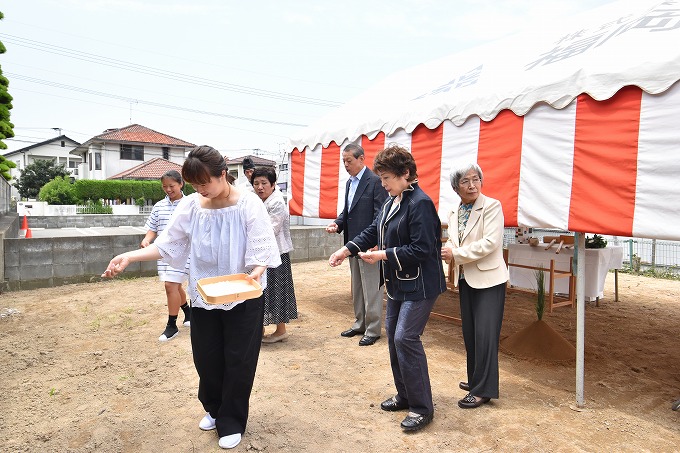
[73,179,196,203]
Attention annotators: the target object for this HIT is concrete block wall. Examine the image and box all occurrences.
[289,226,343,263]
[3,226,343,291]
[16,214,148,231]
[3,234,157,291]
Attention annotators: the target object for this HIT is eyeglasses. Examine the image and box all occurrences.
[459,177,481,186]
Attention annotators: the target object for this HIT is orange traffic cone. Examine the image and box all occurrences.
[24,228,33,239]
[21,215,28,230]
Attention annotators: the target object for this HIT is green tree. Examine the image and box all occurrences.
[39,176,78,205]
[14,159,69,199]
[0,10,16,169]
[0,154,16,180]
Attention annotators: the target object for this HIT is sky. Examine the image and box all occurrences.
[0,0,616,162]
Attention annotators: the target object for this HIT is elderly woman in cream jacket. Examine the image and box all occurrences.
[441,163,509,409]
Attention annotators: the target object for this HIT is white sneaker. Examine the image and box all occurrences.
[198,413,216,431]
[182,319,191,327]
[218,433,241,449]
[158,325,179,342]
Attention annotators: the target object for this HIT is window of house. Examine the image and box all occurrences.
[279,163,288,171]
[68,161,78,168]
[95,153,102,170]
[162,147,169,160]
[120,144,144,160]
[89,153,92,171]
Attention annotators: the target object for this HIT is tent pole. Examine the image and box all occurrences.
[575,232,586,407]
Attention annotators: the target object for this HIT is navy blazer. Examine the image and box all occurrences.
[334,167,388,245]
[346,182,446,301]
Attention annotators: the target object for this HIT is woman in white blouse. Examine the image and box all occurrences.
[251,166,298,343]
[102,145,281,450]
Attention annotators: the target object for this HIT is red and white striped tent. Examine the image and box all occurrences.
[288,0,680,241]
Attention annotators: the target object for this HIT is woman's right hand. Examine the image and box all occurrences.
[102,255,130,278]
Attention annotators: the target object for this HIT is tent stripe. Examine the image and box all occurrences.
[477,110,524,227]
[517,103,576,230]
[361,132,385,170]
[633,87,680,240]
[289,147,305,216]
[319,142,341,219]
[302,145,322,217]
[411,123,444,211]
[386,129,412,150]
[569,88,641,235]
[438,119,481,220]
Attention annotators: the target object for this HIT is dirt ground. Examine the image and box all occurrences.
[1,259,678,452]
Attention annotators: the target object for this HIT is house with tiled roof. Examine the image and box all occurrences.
[70,124,195,181]
[225,155,276,180]
[3,135,82,198]
[108,157,182,180]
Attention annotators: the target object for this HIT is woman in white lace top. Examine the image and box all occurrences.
[102,145,280,450]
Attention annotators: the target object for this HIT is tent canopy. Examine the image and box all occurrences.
[288,0,680,241]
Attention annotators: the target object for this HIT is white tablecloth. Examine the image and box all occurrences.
[507,244,624,301]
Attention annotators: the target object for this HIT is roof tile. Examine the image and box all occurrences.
[108,157,183,180]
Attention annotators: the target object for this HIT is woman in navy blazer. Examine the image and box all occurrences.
[441,162,509,409]
[329,144,446,432]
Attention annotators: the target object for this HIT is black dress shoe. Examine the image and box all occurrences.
[459,381,470,391]
[458,393,491,409]
[358,335,379,346]
[400,412,433,432]
[340,329,362,337]
[380,396,409,412]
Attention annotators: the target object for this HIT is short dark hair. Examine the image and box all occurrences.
[242,157,255,171]
[182,145,229,185]
[343,143,365,159]
[373,144,417,182]
[250,166,277,185]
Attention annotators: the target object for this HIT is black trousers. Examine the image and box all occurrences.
[459,280,505,399]
[191,296,264,437]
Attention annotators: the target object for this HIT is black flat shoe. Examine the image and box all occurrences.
[340,329,362,337]
[380,396,409,412]
[400,412,433,432]
[458,393,491,409]
[459,381,470,391]
[359,335,380,346]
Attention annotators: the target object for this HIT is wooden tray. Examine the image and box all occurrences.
[196,273,263,305]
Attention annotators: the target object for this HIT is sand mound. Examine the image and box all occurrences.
[500,319,575,363]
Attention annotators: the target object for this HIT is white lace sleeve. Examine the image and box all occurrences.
[155,194,194,269]
[241,192,282,269]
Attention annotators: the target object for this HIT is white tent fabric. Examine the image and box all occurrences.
[287,0,680,241]
[290,0,680,150]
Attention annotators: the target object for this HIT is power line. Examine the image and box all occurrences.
[8,61,321,119]
[7,19,362,92]
[8,72,309,127]
[0,33,342,108]
[8,86,292,140]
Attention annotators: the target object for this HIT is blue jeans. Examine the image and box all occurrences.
[385,295,437,416]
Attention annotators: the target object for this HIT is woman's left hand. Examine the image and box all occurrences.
[358,250,384,264]
[247,266,267,283]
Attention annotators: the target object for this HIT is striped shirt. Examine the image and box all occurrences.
[145,195,188,281]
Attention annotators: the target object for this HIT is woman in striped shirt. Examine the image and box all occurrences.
[141,170,190,342]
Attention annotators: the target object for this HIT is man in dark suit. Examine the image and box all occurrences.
[326,143,388,346]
